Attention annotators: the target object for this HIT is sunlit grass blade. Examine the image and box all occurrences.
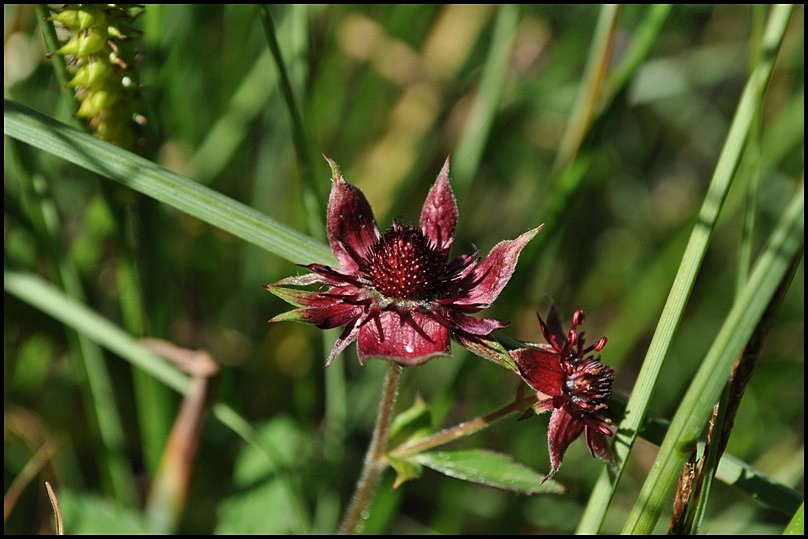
[601,4,672,107]
[550,4,619,178]
[576,4,795,533]
[4,100,334,266]
[608,394,804,516]
[784,503,804,535]
[4,269,312,533]
[688,8,768,532]
[189,49,276,185]
[622,179,803,533]
[452,3,520,192]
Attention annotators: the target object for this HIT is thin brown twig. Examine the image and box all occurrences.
[3,437,60,524]
[389,392,538,460]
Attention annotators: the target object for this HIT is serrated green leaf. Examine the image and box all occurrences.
[413,449,565,495]
[387,394,432,451]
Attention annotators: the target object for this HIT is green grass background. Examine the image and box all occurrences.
[4,4,803,534]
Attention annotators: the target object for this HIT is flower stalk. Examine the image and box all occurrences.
[338,363,403,535]
[389,392,538,460]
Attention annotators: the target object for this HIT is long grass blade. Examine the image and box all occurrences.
[687,7,768,532]
[550,4,620,177]
[258,5,324,237]
[4,100,334,266]
[622,179,803,533]
[9,143,138,506]
[452,4,520,192]
[576,4,795,532]
[4,269,312,532]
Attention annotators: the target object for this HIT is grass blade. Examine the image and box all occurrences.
[551,4,620,177]
[258,5,324,236]
[3,100,334,266]
[452,4,520,192]
[601,4,672,107]
[4,269,312,532]
[784,503,804,535]
[9,142,138,506]
[576,4,795,532]
[622,179,803,533]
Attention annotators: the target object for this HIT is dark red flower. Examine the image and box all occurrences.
[509,305,614,481]
[266,156,541,367]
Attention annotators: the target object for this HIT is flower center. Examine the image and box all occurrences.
[363,225,447,300]
[564,357,614,416]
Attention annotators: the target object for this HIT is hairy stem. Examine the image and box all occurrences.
[338,363,403,534]
[390,393,537,459]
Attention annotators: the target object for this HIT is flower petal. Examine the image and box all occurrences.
[452,312,509,336]
[357,310,451,366]
[263,283,322,307]
[267,272,325,288]
[325,157,380,273]
[584,425,614,465]
[510,347,564,396]
[324,318,363,367]
[538,304,566,352]
[545,408,584,482]
[270,301,362,330]
[454,226,543,309]
[420,156,457,255]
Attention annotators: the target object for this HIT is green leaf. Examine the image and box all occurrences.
[413,449,564,495]
[386,395,433,490]
[58,490,158,534]
[386,394,433,451]
[784,503,804,535]
[387,456,424,490]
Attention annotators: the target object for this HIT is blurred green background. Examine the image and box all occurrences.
[4,4,803,534]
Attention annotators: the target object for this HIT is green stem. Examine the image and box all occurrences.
[390,393,537,459]
[257,4,324,239]
[338,363,403,535]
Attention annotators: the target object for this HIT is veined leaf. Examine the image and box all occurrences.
[413,449,564,495]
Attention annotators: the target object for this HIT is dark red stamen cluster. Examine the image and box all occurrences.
[560,310,613,422]
[362,225,447,300]
[564,357,614,426]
